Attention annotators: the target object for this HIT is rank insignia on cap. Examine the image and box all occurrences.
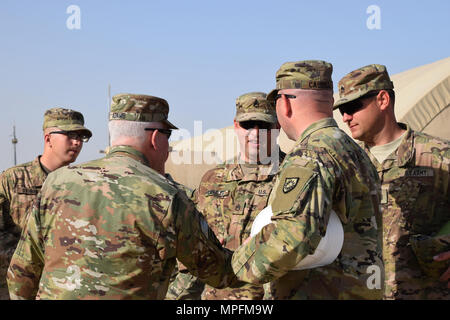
[283,177,299,193]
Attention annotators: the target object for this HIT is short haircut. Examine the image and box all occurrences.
[289,89,334,105]
[108,120,154,145]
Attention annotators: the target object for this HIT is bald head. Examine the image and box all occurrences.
[276,89,334,140]
[282,89,334,110]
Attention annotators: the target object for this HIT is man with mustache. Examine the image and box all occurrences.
[167,92,284,300]
[0,107,92,299]
[334,64,450,299]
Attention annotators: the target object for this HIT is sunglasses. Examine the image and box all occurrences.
[276,93,297,101]
[144,128,173,138]
[338,91,380,116]
[239,121,274,130]
[49,131,90,142]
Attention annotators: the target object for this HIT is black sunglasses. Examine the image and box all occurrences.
[144,128,172,138]
[239,121,274,130]
[276,93,297,101]
[338,91,380,116]
[49,131,90,142]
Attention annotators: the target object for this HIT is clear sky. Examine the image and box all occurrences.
[1,0,449,171]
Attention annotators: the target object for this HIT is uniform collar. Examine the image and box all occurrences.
[106,145,150,166]
[30,156,49,188]
[225,150,285,182]
[298,117,338,144]
[361,123,414,170]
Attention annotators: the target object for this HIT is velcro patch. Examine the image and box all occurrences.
[16,187,38,195]
[205,190,230,198]
[272,166,316,214]
[405,167,434,177]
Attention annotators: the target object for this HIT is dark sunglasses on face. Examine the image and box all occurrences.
[338,91,380,116]
[338,100,365,116]
[144,128,172,138]
[275,93,297,101]
[239,121,273,130]
[49,131,90,142]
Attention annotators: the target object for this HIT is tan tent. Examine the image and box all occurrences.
[167,57,450,189]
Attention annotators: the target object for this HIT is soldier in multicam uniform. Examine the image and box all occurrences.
[334,64,450,299]
[0,108,92,300]
[7,94,239,300]
[231,60,384,300]
[166,92,285,300]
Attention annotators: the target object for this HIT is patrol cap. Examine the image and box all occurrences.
[109,93,178,129]
[267,60,334,102]
[333,64,394,110]
[43,107,92,138]
[235,92,277,123]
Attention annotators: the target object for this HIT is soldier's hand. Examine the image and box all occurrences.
[242,236,252,246]
[433,250,450,288]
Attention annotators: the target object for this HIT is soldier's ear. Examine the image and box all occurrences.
[279,96,292,118]
[377,90,390,111]
[44,132,51,145]
[149,130,158,150]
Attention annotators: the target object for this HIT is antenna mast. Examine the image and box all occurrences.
[12,124,18,165]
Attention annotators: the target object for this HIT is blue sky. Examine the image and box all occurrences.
[1,0,449,171]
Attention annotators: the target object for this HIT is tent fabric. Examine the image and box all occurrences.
[167,57,450,189]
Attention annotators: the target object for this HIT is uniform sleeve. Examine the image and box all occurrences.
[6,195,45,300]
[165,260,205,300]
[231,165,334,284]
[0,173,22,298]
[172,191,239,289]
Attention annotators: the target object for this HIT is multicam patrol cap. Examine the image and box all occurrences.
[235,92,277,123]
[43,107,92,138]
[267,60,334,102]
[333,64,394,110]
[109,93,178,129]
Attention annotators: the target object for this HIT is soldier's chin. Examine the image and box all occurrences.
[67,150,80,161]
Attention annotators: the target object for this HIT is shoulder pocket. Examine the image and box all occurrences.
[271,166,316,214]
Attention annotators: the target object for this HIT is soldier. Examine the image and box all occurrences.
[231,60,384,299]
[0,107,92,300]
[167,92,285,300]
[7,94,238,300]
[334,64,450,299]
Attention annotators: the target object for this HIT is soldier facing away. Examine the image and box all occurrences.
[0,107,92,300]
[231,60,384,299]
[167,92,285,300]
[335,64,450,299]
[7,94,238,299]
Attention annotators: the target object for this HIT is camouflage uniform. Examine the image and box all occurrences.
[7,94,237,300]
[335,65,450,299]
[167,92,284,300]
[232,61,384,300]
[0,108,91,300]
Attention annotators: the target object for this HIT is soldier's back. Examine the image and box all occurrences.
[33,152,181,299]
[266,118,383,299]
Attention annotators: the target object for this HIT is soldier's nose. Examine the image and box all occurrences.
[342,112,353,122]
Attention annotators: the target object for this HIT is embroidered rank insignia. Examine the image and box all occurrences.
[283,177,299,193]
